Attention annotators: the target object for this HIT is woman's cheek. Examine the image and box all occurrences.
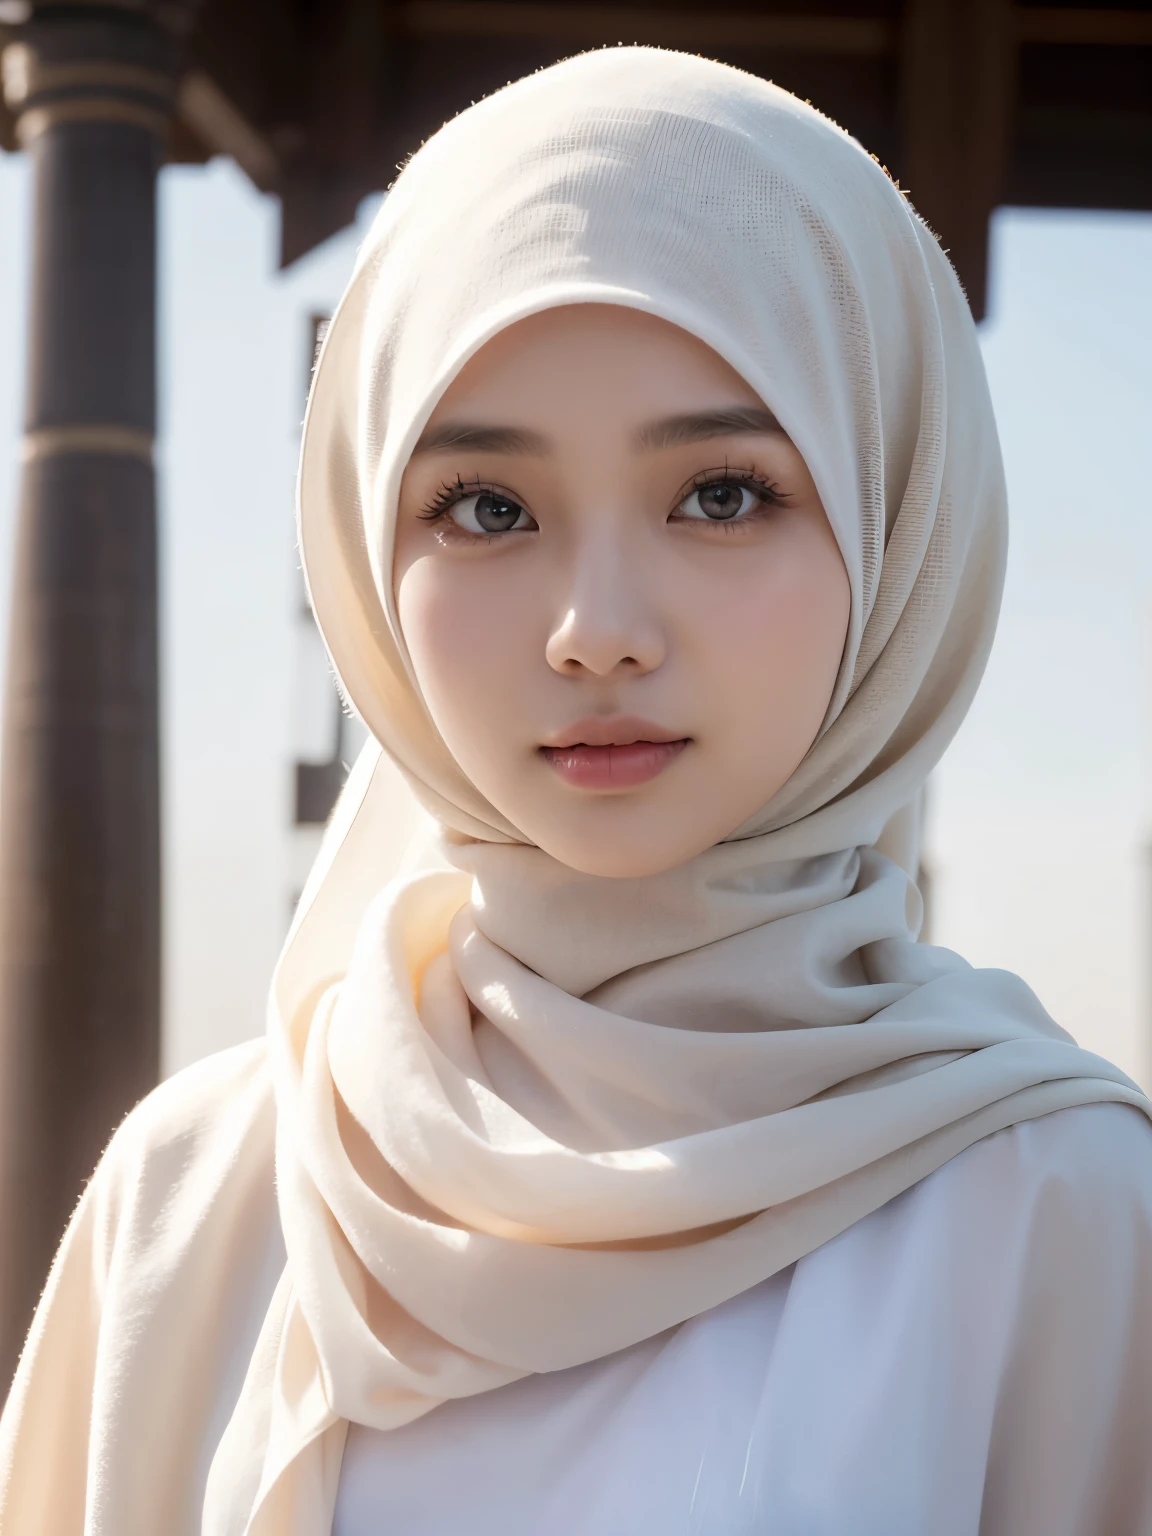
[694,538,847,761]
[397,556,537,746]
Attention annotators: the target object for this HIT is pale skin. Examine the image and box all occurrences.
[393,304,850,879]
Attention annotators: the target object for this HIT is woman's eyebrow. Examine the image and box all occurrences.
[636,407,783,449]
[410,421,550,455]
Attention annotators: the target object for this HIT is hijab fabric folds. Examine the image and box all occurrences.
[71,47,1152,1536]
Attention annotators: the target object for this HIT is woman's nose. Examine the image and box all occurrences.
[544,542,666,678]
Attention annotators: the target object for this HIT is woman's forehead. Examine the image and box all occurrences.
[417,304,767,429]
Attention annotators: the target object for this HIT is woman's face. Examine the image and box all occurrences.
[393,305,850,878]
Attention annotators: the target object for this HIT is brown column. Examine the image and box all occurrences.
[0,5,177,1385]
[900,0,1016,322]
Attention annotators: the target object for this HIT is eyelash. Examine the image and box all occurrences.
[678,465,788,530]
[418,476,485,521]
[416,467,789,531]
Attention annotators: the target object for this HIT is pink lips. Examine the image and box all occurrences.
[539,717,690,790]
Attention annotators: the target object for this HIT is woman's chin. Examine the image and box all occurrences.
[476,758,771,878]
[525,811,723,881]
[540,842,699,880]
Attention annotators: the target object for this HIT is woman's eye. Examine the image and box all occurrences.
[450,491,537,534]
[675,481,762,522]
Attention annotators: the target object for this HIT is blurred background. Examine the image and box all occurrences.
[0,0,1150,1379]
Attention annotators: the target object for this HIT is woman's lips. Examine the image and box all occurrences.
[539,718,689,790]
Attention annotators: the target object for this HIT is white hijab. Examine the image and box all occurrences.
[202,47,1147,1535]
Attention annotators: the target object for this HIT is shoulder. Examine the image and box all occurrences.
[0,1041,281,1531]
[789,1103,1152,1532]
[90,1038,276,1275]
[106,1036,272,1160]
[939,1100,1152,1216]
[946,1106,1152,1525]
[882,1101,1152,1290]
[101,1035,273,1184]
[811,1102,1152,1376]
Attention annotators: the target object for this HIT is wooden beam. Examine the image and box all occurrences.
[279,168,365,266]
[900,0,1016,321]
[1016,8,1152,47]
[399,2,895,54]
[177,67,279,189]
[278,0,393,266]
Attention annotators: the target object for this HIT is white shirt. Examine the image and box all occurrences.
[334,1103,1152,1536]
[4,1038,1151,1536]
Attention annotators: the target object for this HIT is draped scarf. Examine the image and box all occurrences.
[200,48,1148,1534]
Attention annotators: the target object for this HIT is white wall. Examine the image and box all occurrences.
[931,210,1152,1087]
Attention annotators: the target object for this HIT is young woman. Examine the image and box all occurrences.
[3,45,1152,1536]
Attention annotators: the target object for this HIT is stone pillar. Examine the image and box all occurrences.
[0,4,177,1385]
